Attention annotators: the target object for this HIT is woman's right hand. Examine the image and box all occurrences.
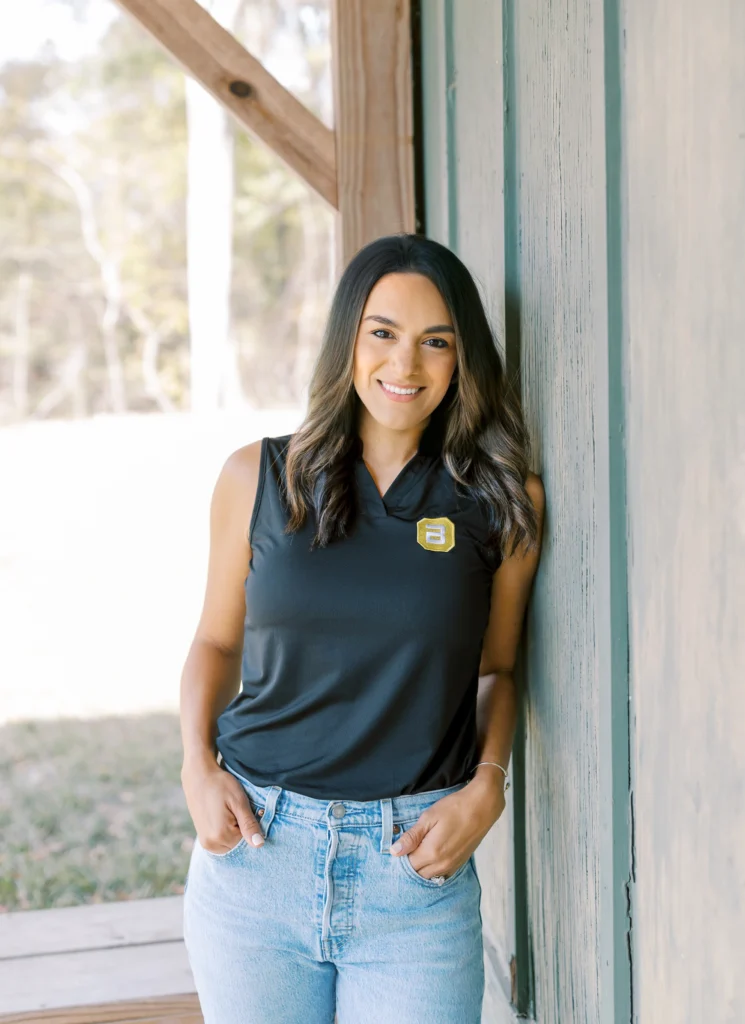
[181,756,265,853]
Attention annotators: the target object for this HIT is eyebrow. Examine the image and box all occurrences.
[362,314,455,334]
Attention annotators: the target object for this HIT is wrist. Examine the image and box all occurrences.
[465,770,506,821]
[181,747,219,779]
[470,760,510,792]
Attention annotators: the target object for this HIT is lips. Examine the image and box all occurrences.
[377,380,424,402]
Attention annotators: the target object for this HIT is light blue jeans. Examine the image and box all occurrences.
[183,759,485,1023]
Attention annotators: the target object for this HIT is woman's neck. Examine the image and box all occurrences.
[357,411,430,489]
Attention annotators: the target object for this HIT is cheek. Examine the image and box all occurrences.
[428,353,458,392]
[352,339,379,385]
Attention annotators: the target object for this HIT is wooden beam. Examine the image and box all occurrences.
[331,0,416,264]
[112,0,337,209]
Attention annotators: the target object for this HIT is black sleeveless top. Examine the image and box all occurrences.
[215,425,502,800]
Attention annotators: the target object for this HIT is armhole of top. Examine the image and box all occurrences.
[248,436,269,549]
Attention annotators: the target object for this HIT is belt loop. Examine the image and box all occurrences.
[380,797,393,853]
[261,785,281,832]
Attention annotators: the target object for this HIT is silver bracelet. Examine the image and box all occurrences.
[471,760,510,791]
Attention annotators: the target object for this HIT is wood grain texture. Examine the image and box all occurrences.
[0,896,185,960]
[0,994,201,1024]
[508,1,608,1020]
[0,941,195,1015]
[622,1,745,1021]
[112,0,337,207]
[420,3,517,1016]
[330,0,416,262]
[448,0,506,344]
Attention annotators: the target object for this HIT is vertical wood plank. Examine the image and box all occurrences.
[449,0,506,343]
[506,0,615,1019]
[330,0,416,266]
[420,3,516,1017]
[622,1,745,1020]
[420,0,449,244]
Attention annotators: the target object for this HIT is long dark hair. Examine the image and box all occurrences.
[284,233,538,559]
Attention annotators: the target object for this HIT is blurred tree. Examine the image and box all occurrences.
[0,0,333,424]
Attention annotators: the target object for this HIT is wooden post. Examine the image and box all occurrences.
[113,0,417,273]
[330,0,416,267]
[112,0,337,209]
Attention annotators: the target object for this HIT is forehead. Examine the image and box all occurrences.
[361,273,452,325]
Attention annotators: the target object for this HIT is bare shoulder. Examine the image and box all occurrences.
[211,439,265,543]
[220,438,264,487]
[502,470,545,565]
[525,470,546,519]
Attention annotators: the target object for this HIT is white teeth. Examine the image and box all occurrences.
[381,381,420,395]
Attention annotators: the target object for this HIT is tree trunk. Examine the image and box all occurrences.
[12,268,32,420]
[184,0,247,414]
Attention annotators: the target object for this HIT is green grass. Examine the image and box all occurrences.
[0,713,195,912]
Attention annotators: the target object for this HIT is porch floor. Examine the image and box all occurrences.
[0,895,201,1023]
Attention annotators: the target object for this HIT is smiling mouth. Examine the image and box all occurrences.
[378,380,424,396]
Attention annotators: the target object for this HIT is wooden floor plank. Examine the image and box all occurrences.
[0,897,185,960]
[0,992,202,1023]
[0,940,196,1015]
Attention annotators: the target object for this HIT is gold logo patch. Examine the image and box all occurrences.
[417,517,455,552]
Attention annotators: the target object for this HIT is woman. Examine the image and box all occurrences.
[180,233,544,1023]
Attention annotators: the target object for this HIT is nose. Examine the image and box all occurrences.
[388,339,421,379]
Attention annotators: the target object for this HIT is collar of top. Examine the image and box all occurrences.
[353,416,454,521]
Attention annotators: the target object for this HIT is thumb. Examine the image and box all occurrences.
[230,794,265,847]
[390,819,426,856]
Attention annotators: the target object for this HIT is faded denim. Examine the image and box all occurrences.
[183,760,485,1023]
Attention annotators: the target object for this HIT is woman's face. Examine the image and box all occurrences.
[352,272,458,435]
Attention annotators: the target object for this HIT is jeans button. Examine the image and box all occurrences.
[331,803,346,818]
[392,824,401,834]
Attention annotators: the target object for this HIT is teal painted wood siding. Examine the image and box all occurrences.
[421,1,631,1021]
[420,3,515,1021]
[622,1,745,1021]
[420,1,744,1021]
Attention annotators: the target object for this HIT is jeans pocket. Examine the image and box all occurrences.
[198,835,248,860]
[399,850,473,888]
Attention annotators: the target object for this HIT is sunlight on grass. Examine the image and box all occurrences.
[0,712,193,912]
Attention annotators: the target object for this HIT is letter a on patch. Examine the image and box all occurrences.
[417,517,455,552]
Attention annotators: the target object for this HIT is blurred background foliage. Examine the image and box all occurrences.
[0,0,331,912]
[0,0,334,423]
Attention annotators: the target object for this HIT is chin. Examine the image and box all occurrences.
[367,401,430,431]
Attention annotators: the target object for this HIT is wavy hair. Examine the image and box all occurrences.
[283,233,538,560]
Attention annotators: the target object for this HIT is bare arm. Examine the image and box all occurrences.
[179,439,265,852]
[471,470,546,806]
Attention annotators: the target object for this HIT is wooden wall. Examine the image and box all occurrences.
[422,1,744,1021]
[622,1,745,1021]
[420,3,515,1020]
[504,1,624,1021]
[421,1,630,1021]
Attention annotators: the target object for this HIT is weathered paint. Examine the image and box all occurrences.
[422,0,745,1020]
[621,1,745,1021]
[422,0,631,1018]
[421,2,516,1019]
[503,0,629,1019]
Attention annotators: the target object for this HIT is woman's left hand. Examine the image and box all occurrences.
[389,775,507,879]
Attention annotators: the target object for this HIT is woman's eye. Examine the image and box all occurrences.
[424,337,450,349]
[371,329,393,339]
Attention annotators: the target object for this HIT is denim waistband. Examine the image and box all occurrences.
[219,757,469,854]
